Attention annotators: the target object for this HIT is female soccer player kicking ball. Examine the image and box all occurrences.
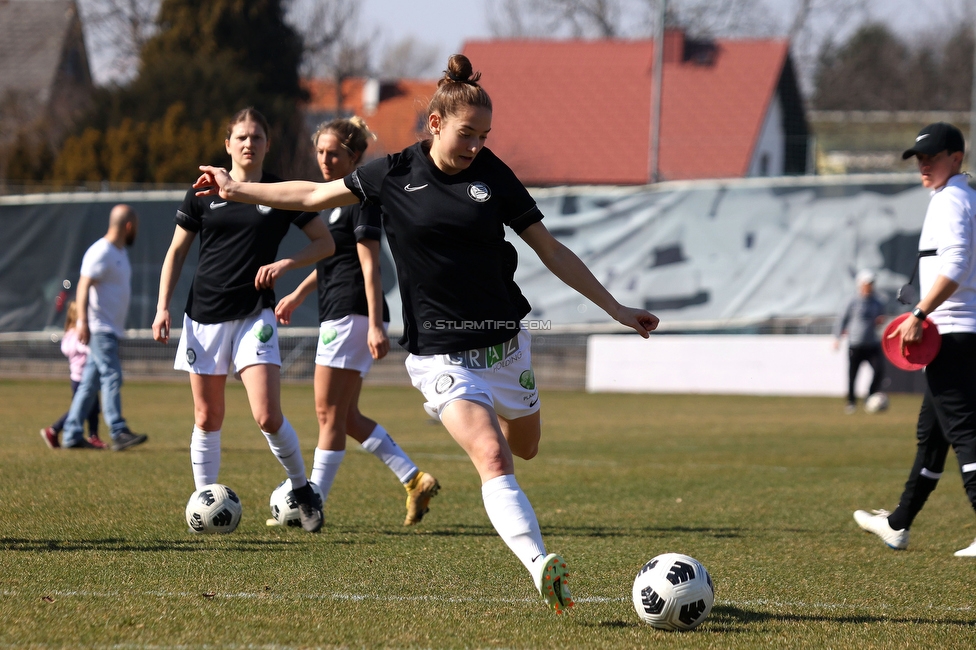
[193,57,659,612]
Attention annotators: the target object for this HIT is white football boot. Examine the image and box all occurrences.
[533,553,574,614]
[853,509,909,549]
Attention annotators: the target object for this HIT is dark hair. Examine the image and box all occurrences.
[226,107,270,140]
[426,54,492,122]
[311,116,374,160]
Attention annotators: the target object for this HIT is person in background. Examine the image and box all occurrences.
[833,269,886,414]
[274,116,440,527]
[854,122,976,557]
[40,300,104,449]
[152,107,333,533]
[59,204,147,451]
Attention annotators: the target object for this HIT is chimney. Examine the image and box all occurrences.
[363,78,380,116]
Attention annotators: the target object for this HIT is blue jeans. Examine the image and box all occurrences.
[62,332,128,445]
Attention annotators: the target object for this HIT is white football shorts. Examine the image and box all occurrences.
[175,308,281,376]
[316,314,389,377]
[404,329,540,421]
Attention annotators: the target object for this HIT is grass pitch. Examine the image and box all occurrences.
[2,379,976,648]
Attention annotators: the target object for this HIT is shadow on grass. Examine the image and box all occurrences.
[706,605,976,630]
[0,537,300,553]
[366,525,745,539]
[582,605,976,632]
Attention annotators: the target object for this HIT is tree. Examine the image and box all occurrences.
[53,0,310,184]
[812,21,975,111]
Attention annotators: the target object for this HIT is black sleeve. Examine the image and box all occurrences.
[175,188,203,232]
[353,204,383,242]
[346,153,396,205]
[290,210,320,229]
[495,161,544,234]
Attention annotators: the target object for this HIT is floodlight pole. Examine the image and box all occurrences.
[649,0,666,184]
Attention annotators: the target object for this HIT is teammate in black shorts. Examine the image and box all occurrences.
[274,116,440,527]
[194,56,659,613]
[152,107,334,533]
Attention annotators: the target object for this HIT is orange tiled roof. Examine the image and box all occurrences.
[303,77,437,160]
[462,36,792,184]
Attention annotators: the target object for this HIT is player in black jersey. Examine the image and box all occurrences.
[152,108,334,533]
[194,56,659,613]
[273,116,440,527]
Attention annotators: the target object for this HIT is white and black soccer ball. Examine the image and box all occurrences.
[268,479,323,527]
[632,553,714,631]
[185,484,242,534]
[864,392,890,413]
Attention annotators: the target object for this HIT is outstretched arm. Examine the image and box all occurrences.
[193,167,359,212]
[519,221,659,337]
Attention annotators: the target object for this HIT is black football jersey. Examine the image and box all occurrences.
[346,142,543,354]
[176,172,319,323]
[315,202,390,323]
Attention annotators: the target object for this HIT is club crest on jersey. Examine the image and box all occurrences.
[253,323,274,343]
[467,182,491,202]
[320,327,338,345]
[434,372,455,394]
[186,348,197,365]
[257,205,273,214]
[328,208,342,224]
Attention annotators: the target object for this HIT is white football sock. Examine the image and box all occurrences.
[481,474,547,575]
[262,417,307,488]
[360,424,419,483]
[310,448,345,503]
[190,427,221,490]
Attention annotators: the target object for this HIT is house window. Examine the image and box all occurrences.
[759,153,770,176]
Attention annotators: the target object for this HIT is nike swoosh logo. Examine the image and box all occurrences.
[257,350,268,355]
[404,184,428,192]
[529,398,539,407]
[210,201,228,209]
[916,134,930,142]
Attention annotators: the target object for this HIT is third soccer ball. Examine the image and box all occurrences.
[864,392,890,413]
[632,553,714,631]
[185,484,242,534]
[268,479,323,527]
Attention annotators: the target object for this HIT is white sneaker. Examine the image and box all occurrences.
[953,538,976,557]
[853,509,909,549]
[533,553,574,614]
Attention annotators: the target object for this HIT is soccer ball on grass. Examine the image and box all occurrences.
[864,392,890,413]
[185,483,242,534]
[632,552,714,631]
[267,479,324,527]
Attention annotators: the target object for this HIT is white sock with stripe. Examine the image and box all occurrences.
[190,427,221,490]
[262,417,307,488]
[310,448,345,502]
[360,424,418,483]
[481,474,547,575]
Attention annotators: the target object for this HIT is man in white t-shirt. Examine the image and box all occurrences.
[60,205,148,451]
[854,122,976,557]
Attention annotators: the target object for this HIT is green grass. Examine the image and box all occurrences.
[2,379,975,648]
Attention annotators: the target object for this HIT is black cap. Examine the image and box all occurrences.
[902,122,965,159]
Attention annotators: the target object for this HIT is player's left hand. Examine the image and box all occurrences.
[254,259,292,290]
[367,325,389,360]
[615,306,659,338]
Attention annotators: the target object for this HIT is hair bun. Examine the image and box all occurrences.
[444,54,481,85]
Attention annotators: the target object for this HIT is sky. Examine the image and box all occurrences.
[359,0,966,72]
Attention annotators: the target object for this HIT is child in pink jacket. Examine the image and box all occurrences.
[40,301,104,449]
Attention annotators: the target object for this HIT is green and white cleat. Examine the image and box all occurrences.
[533,553,574,614]
[266,518,279,527]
